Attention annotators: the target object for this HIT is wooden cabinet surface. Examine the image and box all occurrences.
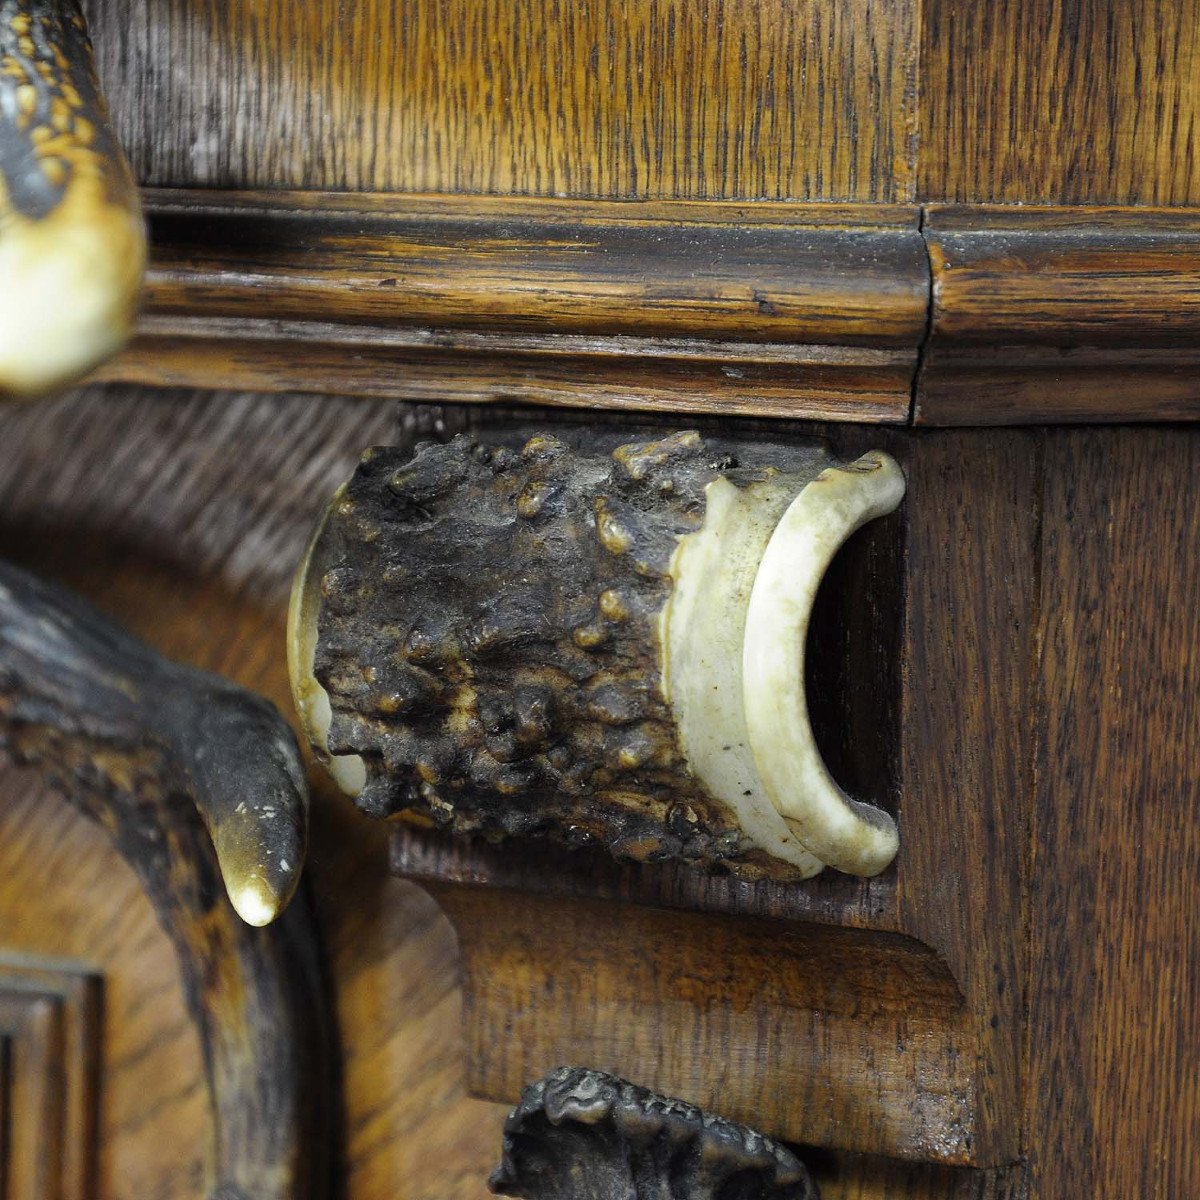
[2,1,1199,1197]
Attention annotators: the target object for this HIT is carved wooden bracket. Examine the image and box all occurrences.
[0,561,333,1199]
[490,1067,819,1200]
[0,0,146,398]
[290,428,904,880]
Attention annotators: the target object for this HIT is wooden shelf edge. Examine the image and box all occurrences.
[92,189,1200,426]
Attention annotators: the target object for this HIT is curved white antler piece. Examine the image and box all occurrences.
[742,451,906,876]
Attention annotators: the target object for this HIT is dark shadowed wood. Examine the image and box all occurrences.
[82,0,918,203]
[893,429,1041,1173]
[1028,430,1200,1199]
[917,206,1200,424]
[919,0,1200,204]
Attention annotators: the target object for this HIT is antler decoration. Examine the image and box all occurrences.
[490,1068,820,1200]
[0,0,145,399]
[0,561,330,1199]
[0,561,307,926]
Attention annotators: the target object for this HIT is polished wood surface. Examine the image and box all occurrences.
[85,0,918,202]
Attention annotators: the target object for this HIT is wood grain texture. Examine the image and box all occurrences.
[96,324,913,425]
[0,386,509,1199]
[1029,430,1200,1199]
[83,0,918,202]
[434,883,977,1163]
[893,430,1040,1170]
[919,0,1200,204]
[917,206,1200,424]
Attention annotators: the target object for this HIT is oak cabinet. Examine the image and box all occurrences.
[1,1,1199,1196]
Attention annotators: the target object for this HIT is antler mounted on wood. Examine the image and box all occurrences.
[0,560,331,1200]
[291,427,905,881]
[0,0,145,398]
[490,1067,820,1200]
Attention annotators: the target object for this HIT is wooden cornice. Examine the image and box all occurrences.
[92,190,1200,425]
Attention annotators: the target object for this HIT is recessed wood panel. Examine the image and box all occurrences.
[0,958,102,1200]
[85,0,918,202]
[919,0,1200,204]
[0,780,208,1199]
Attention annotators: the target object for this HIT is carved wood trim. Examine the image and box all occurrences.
[93,189,927,424]
[917,205,1200,424]
[0,956,101,1200]
[84,189,1200,426]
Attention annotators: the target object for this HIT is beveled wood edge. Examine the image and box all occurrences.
[88,188,1200,426]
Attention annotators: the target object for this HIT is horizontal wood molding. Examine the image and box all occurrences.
[94,190,1200,425]
[918,205,1200,424]
[94,189,926,424]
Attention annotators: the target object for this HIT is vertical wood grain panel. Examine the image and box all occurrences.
[920,0,1200,203]
[897,430,1041,1169]
[1031,429,1200,1198]
[83,0,918,201]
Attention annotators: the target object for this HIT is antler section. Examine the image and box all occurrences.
[0,0,146,399]
[0,561,330,1199]
[0,560,307,925]
[490,1067,820,1200]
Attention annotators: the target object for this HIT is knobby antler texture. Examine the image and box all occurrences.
[0,0,145,398]
[299,429,840,878]
[490,1067,819,1200]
